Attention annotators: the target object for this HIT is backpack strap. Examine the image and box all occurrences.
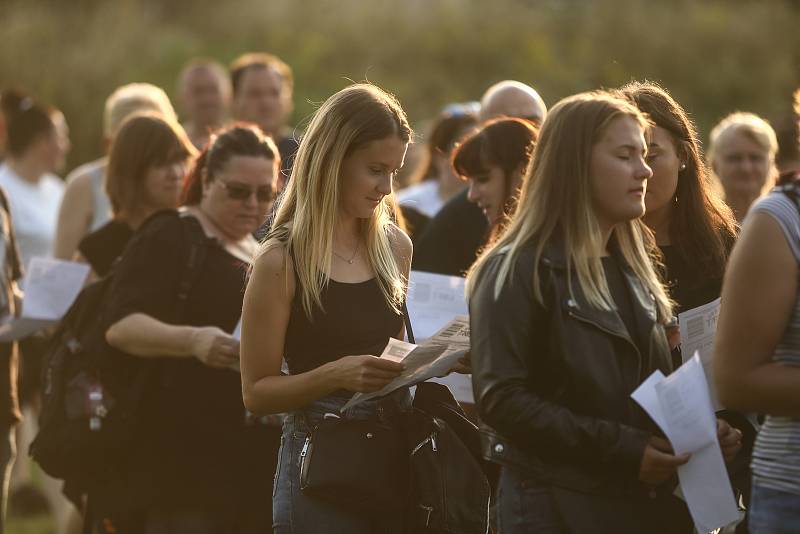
[174,213,208,323]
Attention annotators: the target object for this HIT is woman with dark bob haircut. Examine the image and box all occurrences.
[452,117,538,243]
[78,112,196,277]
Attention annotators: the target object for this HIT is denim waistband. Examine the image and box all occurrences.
[287,389,411,434]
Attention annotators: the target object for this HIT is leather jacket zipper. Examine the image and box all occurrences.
[567,310,643,380]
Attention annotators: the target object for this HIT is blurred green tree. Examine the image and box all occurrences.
[1,0,797,171]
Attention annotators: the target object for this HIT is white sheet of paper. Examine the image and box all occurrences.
[381,337,417,362]
[342,316,470,411]
[630,370,667,430]
[678,298,721,410]
[21,257,90,320]
[429,373,474,404]
[407,271,474,403]
[631,354,739,532]
[0,317,56,343]
[655,355,718,454]
[232,318,242,341]
[407,271,468,341]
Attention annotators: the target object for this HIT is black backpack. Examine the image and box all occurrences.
[30,214,208,485]
[405,384,491,534]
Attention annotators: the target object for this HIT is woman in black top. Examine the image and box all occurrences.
[619,82,738,313]
[620,81,749,527]
[101,125,280,532]
[78,113,196,277]
[241,84,416,533]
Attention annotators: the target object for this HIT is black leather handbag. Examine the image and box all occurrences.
[298,416,409,513]
[297,302,414,512]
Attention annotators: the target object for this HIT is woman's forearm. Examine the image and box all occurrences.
[106,312,196,358]
[718,362,800,417]
[243,362,340,415]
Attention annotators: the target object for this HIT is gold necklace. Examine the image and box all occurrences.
[332,240,360,264]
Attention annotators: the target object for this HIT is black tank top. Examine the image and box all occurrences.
[284,253,403,376]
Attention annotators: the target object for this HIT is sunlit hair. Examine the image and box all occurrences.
[708,112,779,201]
[619,81,737,282]
[709,112,778,162]
[106,112,197,216]
[467,91,673,322]
[104,83,178,139]
[260,83,413,318]
[794,89,800,116]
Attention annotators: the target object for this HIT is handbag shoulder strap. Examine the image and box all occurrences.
[402,301,415,344]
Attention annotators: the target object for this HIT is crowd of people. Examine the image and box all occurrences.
[0,49,798,534]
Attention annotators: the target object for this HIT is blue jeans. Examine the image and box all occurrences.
[496,466,568,534]
[272,393,409,534]
[749,484,800,533]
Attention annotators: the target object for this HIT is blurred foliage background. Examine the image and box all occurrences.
[1,0,798,172]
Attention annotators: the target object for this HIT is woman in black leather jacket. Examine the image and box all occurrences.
[468,91,691,533]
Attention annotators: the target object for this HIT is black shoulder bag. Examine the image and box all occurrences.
[297,303,415,514]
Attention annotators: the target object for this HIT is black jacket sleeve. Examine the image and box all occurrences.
[469,252,649,478]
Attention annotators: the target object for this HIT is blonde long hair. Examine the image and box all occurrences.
[260,83,412,318]
[467,91,673,322]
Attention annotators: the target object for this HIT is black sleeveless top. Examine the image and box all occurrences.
[283,257,403,378]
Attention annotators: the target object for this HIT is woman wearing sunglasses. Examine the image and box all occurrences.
[98,124,281,532]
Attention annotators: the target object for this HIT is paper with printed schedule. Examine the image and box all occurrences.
[407,271,474,403]
[0,257,89,342]
[632,354,739,534]
[678,298,721,410]
[341,316,470,411]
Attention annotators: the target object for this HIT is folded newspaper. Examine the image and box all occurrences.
[341,315,470,412]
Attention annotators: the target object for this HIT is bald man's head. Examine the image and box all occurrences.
[480,80,547,124]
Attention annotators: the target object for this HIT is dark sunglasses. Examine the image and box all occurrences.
[219,181,275,203]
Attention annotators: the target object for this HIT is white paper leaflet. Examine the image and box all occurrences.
[0,257,89,342]
[342,316,470,411]
[678,297,721,410]
[632,353,739,533]
[407,271,474,403]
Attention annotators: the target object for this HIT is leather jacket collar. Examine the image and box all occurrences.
[538,239,660,352]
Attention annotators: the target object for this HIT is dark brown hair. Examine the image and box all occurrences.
[230,52,294,97]
[106,113,196,215]
[619,81,737,280]
[455,118,537,198]
[409,112,478,183]
[0,89,57,157]
[182,123,280,205]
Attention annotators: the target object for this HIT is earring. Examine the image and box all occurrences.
[680,163,687,171]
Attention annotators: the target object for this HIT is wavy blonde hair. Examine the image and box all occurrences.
[260,83,412,318]
[467,91,673,322]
